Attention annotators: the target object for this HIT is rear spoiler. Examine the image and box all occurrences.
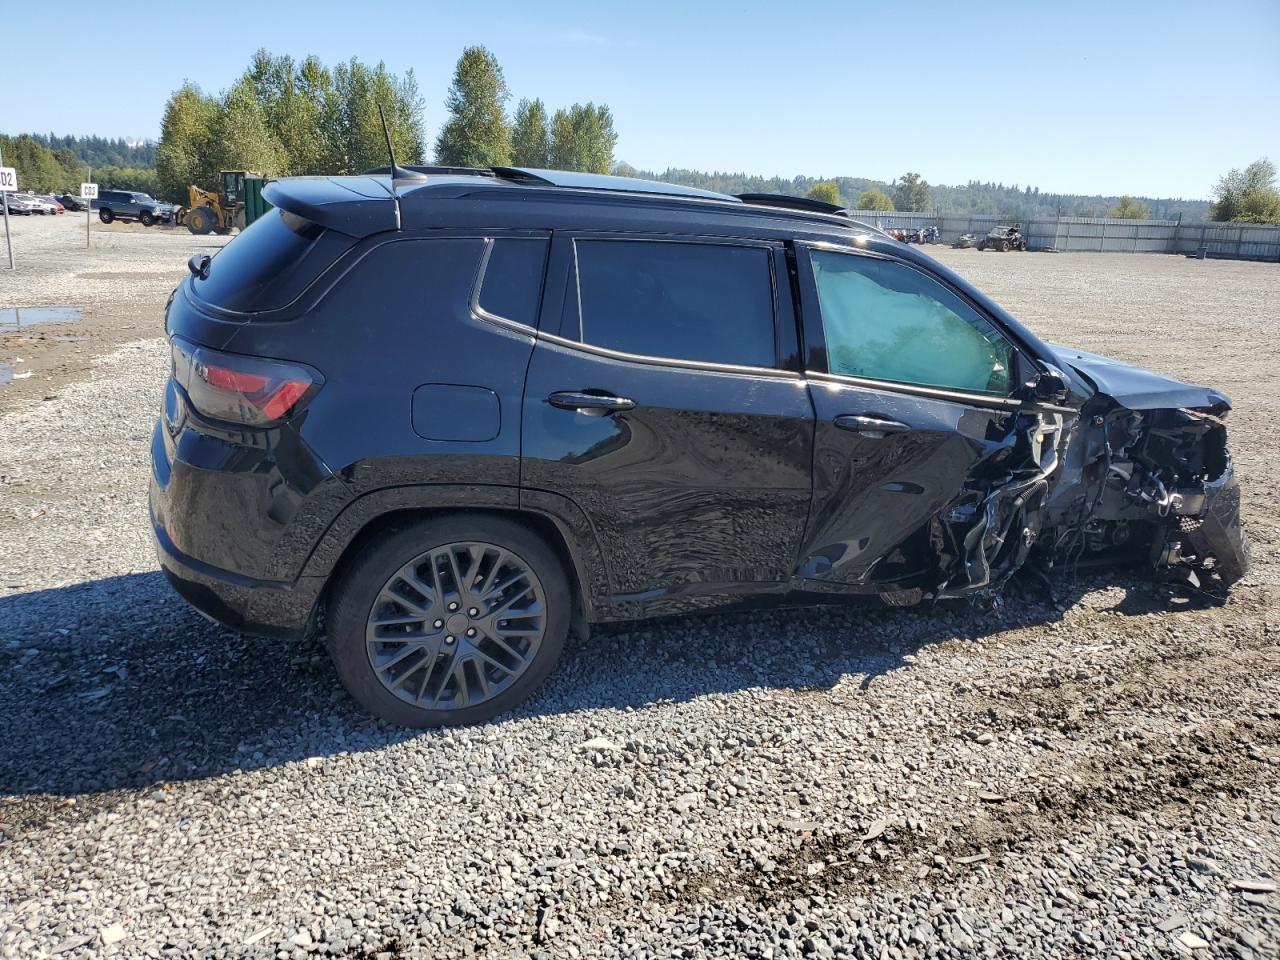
[261,177,398,238]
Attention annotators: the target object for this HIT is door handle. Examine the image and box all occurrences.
[548,391,636,414]
[834,414,911,437]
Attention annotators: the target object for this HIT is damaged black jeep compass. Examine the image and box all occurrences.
[151,167,1249,726]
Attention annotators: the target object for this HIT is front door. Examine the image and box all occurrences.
[793,243,1059,597]
[521,234,814,605]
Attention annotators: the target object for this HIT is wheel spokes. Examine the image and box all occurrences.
[366,540,547,711]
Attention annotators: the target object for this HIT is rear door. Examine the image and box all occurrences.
[521,234,814,604]
[794,243,1057,597]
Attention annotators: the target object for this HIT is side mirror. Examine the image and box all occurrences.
[1024,370,1068,404]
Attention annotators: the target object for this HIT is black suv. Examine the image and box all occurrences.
[152,168,1248,726]
[94,190,170,226]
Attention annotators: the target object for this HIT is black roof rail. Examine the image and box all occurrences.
[489,166,557,185]
[361,165,497,178]
[737,193,848,216]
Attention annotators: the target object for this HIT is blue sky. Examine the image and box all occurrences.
[8,0,1279,199]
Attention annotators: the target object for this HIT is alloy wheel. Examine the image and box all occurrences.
[365,541,547,710]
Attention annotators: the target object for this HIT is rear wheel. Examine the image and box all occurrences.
[187,205,216,235]
[1000,240,1011,252]
[326,515,571,727]
[98,208,114,224]
[977,240,987,251]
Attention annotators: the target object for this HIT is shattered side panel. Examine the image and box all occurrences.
[797,377,1071,600]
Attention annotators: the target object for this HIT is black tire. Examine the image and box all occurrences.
[139,211,155,227]
[187,205,216,235]
[326,514,571,727]
[977,240,986,251]
[98,208,114,224]
[1000,240,1011,252]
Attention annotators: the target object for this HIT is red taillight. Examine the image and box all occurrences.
[171,338,322,427]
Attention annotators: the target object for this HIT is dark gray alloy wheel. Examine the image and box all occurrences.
[326,516,570,727]
[366,541,546,709]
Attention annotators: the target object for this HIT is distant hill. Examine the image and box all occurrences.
[621,165,1212,221]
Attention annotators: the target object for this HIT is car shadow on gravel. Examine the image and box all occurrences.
[0,569,1180,804]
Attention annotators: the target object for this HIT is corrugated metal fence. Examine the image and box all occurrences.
[849,212,1280,261]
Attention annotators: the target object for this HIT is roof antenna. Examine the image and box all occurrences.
[377,104,426,228]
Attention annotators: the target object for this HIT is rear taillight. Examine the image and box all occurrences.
[170,337,322,427]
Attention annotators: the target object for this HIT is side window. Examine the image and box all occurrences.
[809,250,1015,396]
[476,238,549,329]
[571,239,776,368]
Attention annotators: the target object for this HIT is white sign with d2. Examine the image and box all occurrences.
[80,183,99,200]
[0,167,17,192]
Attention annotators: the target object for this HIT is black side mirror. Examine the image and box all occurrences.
[1024,370,1068,404]
[187,253,211,280]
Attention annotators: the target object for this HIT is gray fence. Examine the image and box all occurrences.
[849,212,1280,261]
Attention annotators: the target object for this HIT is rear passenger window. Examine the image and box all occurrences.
[571,240,776,367]
[477,238,549,328]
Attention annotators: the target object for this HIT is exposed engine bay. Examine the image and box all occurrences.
[910,351,1250,604]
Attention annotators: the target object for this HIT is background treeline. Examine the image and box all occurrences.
[0,133,158,194]
[625,167,1213,220]
[152,45,615,204]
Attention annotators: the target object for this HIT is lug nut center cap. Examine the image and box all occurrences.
[446,613,469,635]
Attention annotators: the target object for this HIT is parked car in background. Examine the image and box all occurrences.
[2,194,41,216]
[153,166,1249,727]
[57,194,88,212]
[36,195,66,213]
[92,190,171,226]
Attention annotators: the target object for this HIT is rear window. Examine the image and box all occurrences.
[191,208,352,313]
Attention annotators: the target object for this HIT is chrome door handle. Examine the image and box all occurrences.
[834,414,911,437]
[548,391,636,413]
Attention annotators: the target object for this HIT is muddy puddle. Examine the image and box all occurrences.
[0,307,83,331]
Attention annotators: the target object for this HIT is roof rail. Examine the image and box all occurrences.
[489,166,556,185]
[362,165,497,178]
[737,193,848,216]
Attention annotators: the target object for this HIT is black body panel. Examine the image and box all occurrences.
[152,171,1248,640]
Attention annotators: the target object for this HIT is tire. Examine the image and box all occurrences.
[187,206,217,235]
[977,241,986,251]
[139,211,155,227]
[98,208,114,224]
[1000,240,1011,252]
[326,514,572,727]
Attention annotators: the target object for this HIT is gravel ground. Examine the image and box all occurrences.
[0,237,1277,960]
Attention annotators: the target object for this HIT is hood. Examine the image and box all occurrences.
[1048,344,1230,411]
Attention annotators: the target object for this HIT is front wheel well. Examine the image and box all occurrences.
[318,506,590,637]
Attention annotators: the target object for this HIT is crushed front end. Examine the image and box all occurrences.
[1043,396,1250,595]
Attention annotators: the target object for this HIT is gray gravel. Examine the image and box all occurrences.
[1,242,1278,959]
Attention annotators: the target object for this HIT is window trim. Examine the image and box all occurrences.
[469,237,550,334]
[542,232,796,377]
[795,241,1030,406]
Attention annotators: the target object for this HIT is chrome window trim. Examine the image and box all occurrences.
[807,370,1023,411]
[537,331,802,379]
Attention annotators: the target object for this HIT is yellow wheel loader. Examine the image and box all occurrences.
[177,171,271,235]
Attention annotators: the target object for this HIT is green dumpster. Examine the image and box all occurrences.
[243,175,272,227]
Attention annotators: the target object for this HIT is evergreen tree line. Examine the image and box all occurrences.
[0,133,158,195]
[630,167,1215,221]
[151,45,616,205]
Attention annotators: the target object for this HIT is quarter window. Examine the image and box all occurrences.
[571,240,777,367]
[477,238,549,328]
[810,250,1014,396]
